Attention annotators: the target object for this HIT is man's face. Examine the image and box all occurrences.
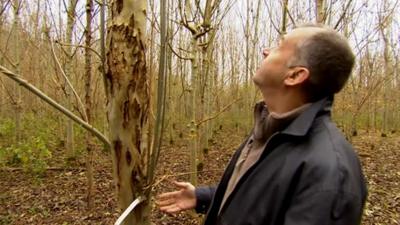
[253,27,320,94]
[253,33,298,93]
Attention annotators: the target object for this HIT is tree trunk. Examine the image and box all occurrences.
[252,0,262,122]
[84,0,94,210]
[65,0,78,158]
[189,36,199,186]
[105,0,151,224]
[12,0,22,143]
[315,0,325,23]
[201,30,216,159]
[381,31,390,136]
[148,0,168,184]
[100,0,109,137]
[244,0,250,87]
[180,0,223,184]
[379,5,393,136]
[0,1,3,116]
[281,0,289,35]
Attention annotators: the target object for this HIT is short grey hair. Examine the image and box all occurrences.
[290,24,355,101]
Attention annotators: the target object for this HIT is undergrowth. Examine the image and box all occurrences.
[0,114,60,175]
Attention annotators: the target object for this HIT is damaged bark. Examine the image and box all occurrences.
[105,0,151,224]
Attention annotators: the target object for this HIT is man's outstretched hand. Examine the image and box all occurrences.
[156,181,196,213]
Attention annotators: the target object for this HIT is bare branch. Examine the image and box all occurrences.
[55,41,102,59]
[264,0,282,35]
[285,2,296,27]
[0,0,11,17]
[50,39,88,122]
[334,0,353,29]
[168,42,192,60]
[0,65,110,148]
[196,98,241,127]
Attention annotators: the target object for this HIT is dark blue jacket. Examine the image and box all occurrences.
[195,97,367,225]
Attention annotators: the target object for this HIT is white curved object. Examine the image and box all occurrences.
[114,196,146,225]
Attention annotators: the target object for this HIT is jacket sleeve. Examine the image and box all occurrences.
[195,186,217,214]
[283,190,364,225]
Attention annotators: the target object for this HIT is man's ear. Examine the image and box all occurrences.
[284,67,310,86]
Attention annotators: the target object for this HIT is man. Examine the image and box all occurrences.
[157,24,367,225]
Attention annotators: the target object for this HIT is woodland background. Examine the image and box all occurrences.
[0,0,399,224]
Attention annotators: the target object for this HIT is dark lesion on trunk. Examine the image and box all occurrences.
[114,139,122,187]
[130,168,144,196]
[131,96,141,116]
[123,100,130,128]
[126,149,132,165]
[105,69,114,94]
[115,0,123,14]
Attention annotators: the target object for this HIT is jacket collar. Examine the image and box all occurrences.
[280,96,333,137]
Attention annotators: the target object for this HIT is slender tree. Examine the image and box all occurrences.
[12,0,22,143]
[316,0,326,23]
[0,0,6,115]
[177,0,233,185]
[379,0,393,136]
[84,0,94,209]
[281,0,289,34]
[64,0,78,158]
[149,0,168,185]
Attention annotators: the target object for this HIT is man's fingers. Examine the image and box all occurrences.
[156,198,175,207]
[160,205,181,214]
[157,191,180,201]
[157,181,193,214]
[173,181,190,189]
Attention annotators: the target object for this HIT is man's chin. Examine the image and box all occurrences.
[252,76,262,87]
[252,77,262,88]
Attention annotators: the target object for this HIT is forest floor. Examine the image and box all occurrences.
[0,130,399,225]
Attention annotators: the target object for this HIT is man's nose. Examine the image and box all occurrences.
[262,48,270,58]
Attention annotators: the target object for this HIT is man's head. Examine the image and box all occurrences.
[253,24,355,104]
